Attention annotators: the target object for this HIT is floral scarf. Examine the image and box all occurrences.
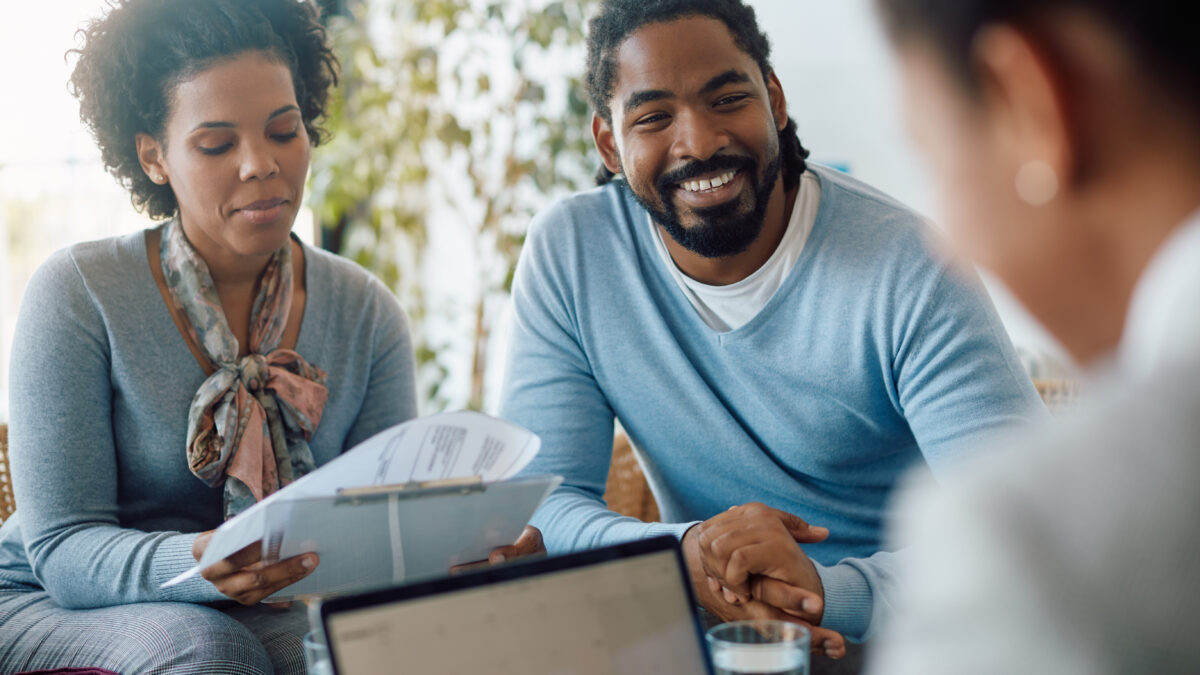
[161,220,328,519]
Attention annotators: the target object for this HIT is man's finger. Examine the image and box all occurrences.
[488,525,546,564]
[772,509,829,543]
[809,626,847,659]
[751,576,823,622]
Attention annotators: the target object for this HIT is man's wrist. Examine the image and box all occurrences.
[810,560,873,642]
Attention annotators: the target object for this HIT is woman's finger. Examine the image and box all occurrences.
[217,553,318,604]
[200,540,264,582]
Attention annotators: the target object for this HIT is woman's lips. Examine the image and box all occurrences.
[236,198,287,225]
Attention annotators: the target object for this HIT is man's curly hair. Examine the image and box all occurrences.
[585,0,809,187]
[68,0,339,220]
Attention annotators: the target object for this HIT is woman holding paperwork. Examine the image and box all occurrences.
[0,1,419,672]
[862,0,1200,672]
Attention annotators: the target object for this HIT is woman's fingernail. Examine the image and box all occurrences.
[802,597,819,613]
[492,553,507,564]
[301,556,315,570]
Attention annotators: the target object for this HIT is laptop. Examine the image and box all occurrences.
[318,535,716,675]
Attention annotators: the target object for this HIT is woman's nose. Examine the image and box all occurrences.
[238,139,280,182]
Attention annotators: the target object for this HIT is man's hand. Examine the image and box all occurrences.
[693,503,827,619]
[451,525,546,573]
[683,515,846,659]
[194,530,318,605]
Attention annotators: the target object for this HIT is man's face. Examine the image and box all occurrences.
[594,16,787,259]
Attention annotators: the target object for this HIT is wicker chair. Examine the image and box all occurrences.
[604,432,660,522]
[0,424,14,524]
[602,379,1083,524]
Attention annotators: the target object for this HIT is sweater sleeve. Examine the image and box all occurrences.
[499,210,696,552]
[8,251,224,607]
[814,261,1048,641]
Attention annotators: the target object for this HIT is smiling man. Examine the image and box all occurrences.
[499,1,1046,670]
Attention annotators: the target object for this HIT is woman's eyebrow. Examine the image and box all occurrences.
[190,105,300,132]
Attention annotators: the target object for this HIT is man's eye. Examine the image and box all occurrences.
[636,114,668,126]
[716,94,748,106]
[198,143,232,156]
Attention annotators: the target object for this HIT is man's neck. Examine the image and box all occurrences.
[659,179,798,286]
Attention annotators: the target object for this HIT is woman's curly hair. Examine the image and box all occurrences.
[68,0,339,219]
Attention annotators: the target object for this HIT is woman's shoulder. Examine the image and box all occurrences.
[301,241,408,331]
[26,230,150,300]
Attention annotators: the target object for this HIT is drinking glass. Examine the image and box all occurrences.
[303,630,333,675]
[706,620,810,675]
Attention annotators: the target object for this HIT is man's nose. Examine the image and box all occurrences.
[672,109,731,162]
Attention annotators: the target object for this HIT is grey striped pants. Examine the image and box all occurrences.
[0,590,309,674]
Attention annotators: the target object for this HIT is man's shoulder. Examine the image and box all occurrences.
[809,164,929,238]
[527,181,641,246]
[806,165,946,279]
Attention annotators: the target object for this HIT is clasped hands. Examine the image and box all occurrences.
[683,502,847,659]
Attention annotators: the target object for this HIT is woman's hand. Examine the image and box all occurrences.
[193,530,318,605]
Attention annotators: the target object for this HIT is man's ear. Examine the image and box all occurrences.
[135,132,168,185]
[591,113,623,176]
[971,24,1075,187]
[766,70,788,132]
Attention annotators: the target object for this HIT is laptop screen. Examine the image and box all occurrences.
[321,537,713,675]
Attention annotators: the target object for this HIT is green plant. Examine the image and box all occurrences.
[310,0,595,411]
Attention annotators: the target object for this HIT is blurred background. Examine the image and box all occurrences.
[0,0,1069,422]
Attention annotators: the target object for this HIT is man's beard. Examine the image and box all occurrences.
[627,152,781,259]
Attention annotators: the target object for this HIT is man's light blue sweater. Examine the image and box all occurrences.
[500,165,1046,641]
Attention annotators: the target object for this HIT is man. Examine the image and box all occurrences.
[500,0,1044,668]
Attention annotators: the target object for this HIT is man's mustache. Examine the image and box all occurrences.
[656,155,755,191]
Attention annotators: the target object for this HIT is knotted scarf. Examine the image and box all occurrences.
[160,220,328,519]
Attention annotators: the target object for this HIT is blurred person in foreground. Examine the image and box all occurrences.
[0,1,428,672]
[864,0,1200,672]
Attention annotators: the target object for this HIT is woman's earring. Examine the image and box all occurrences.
[1015,160,1058,206]
[151,173,166,184]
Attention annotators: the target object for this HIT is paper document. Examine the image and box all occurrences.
[163,411,558,599]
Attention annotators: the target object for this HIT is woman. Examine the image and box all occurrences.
[866,0,1200,672]
[0,1,418,672]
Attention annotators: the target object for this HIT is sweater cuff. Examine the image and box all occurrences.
[812,559,873,642]
[644,520,702,542]
[150,532,226,603]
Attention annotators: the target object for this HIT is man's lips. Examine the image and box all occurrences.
[677,169,740,194]
[671,169,746,208]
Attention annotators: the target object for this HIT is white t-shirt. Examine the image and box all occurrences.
[651,170,820,332]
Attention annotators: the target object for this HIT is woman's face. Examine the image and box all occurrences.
[143,50,309,265]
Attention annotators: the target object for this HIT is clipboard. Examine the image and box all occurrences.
[258,473,562,601]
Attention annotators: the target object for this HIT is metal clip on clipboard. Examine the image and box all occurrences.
[333,475,486,506]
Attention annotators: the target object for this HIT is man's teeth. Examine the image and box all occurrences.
[681,170,737,193]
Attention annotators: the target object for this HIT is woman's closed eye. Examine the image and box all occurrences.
[198,142,233,156]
